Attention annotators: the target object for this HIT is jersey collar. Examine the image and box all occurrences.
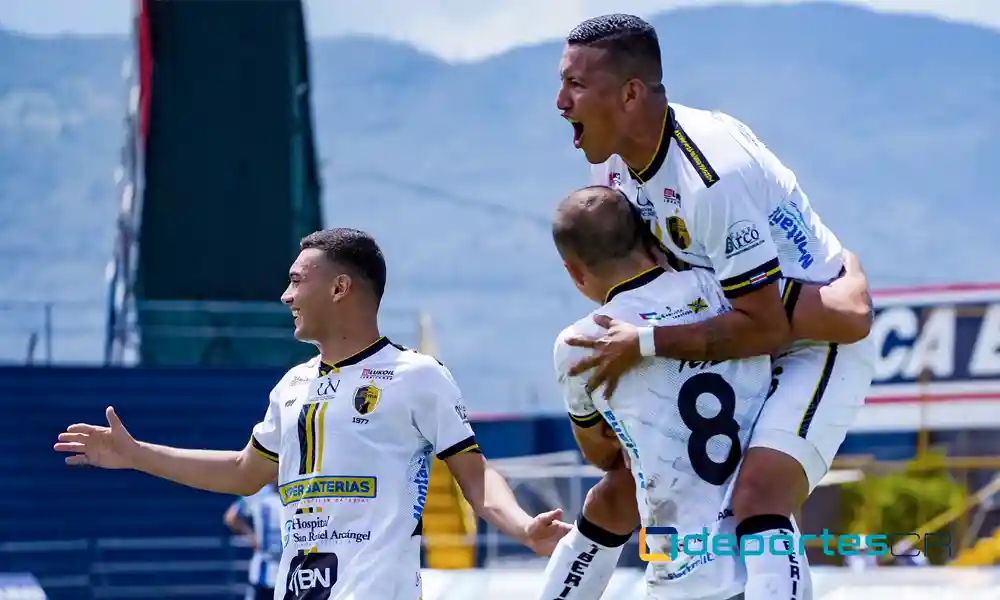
[319,336,391,376]
[627,106,673,184]
[604,265,666,304]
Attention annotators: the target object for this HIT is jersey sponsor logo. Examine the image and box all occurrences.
[279,476,377,506]
[724,220,764,258]
[666,216,691,249]
[663,188,681,209]
[284,552,337,599]
[634,188,657,219]
[361,368,394,380]
[314,378,339,397]
[601,411,645,489]
[671,122,720,187]
[412,455,430,521]
[454,403,470,424]
[352,385,381,415]
[639,297,709,323]
[767,205,815,269]
[283,515,372,550]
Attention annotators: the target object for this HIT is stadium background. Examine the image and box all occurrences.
[3,1,1000,598]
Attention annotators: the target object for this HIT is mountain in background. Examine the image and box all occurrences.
[1,3,999,412]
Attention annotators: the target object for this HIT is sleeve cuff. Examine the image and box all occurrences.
[250,435,279,463]
[720,258,782,299]
[569,411,603,429]
[436,435,482,460]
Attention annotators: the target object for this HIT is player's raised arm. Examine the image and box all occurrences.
[54,403,277,498]
[784,249,874,343]
[411,360,572,556]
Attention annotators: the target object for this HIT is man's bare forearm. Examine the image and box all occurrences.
[473,467,533,543]
[132,442,262,496]
[652,310,787,361]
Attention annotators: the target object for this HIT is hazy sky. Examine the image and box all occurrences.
[2,0,998,61]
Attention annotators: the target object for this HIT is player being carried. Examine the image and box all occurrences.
[545,185,782,599]
[541,13,877,600]
[54,228,571,600]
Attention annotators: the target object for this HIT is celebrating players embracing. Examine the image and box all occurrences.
[54,228,570,600]
[540,186,774,599]
[543,14,877,600]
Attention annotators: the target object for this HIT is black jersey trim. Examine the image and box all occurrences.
[436,436,482,460]
[318,336,392,375]
[797,343,839,438]
[629,108,671,183]
[719,258,782,299]
[604,265,666,304]
[671,110,720,188]
[627,106,720,188]
[569,411,603,429]
[250,435,279,463]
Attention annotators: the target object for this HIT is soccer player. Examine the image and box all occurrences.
[541,185,775,600]
[552,14,876,600]
[54,228,571,600]
[225,483,283,600]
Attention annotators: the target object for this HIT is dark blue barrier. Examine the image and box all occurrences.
[0,365,946,599]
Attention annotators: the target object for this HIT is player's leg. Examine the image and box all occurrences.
[732,340,873,600]
[535,465,638,600]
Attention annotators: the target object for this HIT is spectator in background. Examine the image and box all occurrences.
[224,482,282,600]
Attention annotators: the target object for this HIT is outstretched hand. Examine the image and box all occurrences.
[523,508,573,556]
[564,315,643,400]
[53,406,138,469]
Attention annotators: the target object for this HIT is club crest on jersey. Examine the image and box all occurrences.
[352,385,381,415]
[609,172,621,186]
[667,216,691,249]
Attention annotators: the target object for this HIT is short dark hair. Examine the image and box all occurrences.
[300,228,386,302]
[552,185,648,271]
[566,14,663,89]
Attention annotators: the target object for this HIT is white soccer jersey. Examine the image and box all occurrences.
[554,266,771,600]
[250,337,478,600]
[593,103,844,299]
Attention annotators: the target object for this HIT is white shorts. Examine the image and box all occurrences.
[748,336,875,491]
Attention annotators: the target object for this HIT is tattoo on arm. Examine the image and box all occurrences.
[704,317,736,361]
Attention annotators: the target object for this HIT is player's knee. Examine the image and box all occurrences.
[731,447,809,520]
[582,466,639,536]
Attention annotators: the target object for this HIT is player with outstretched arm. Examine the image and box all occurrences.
[55,229,571,600]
